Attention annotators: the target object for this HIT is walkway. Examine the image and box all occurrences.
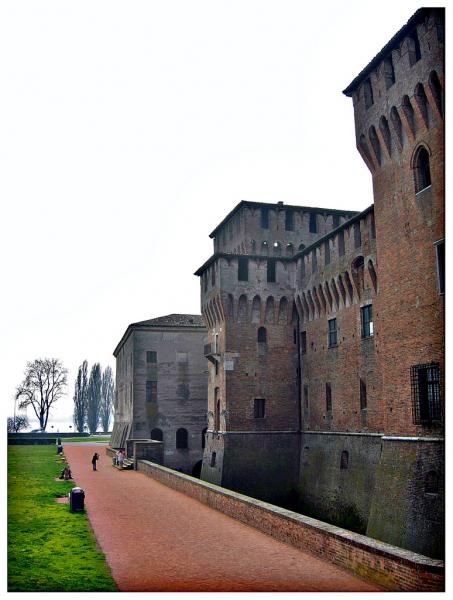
[64,444,382,592]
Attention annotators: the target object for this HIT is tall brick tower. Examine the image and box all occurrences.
[195,201,357,502]
[343,7,444,556]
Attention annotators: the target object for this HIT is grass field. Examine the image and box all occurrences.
[62,436,111,443]
[8,446,117,592]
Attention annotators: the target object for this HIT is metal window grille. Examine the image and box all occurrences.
[254,398,266,418]
[328,318,337,347]
[411,363,442,424]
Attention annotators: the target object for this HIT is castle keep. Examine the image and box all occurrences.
[195,8,444,559]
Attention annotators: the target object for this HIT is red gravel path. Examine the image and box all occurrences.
[64,444,382,592]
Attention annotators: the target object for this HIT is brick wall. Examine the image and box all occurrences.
[137,459,444,592]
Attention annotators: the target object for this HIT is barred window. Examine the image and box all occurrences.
[411,363,441,425]
[361,305,373,338]
[328,318,337,347]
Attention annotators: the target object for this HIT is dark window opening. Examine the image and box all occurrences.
[176,428,188,449]
[384,55,396,88]
[254,398,266,418]
[429,71,443,117]
[414,83,429,127]
[414,147,431,193]
[215,360,219,376]
[340,450,349,470]
[238,257,249,281]
[354,222,362,248]
[328,318,337,347]
[210,452,217,467]
[257,327,267,344]
[364,78,374,109]
[201,427,207,450]
[408,30,421,65]
[214,388,220,431]
[369,213,376,239]
[147,351,157,363]
[304,386,309,410]
[267,258,276,283]
[411,363,441,425]
[298,243,306,251]
[204,272,208,292]
[146,380,157,403]
[151,428,163,441]
[324,241,330,265]
[435,241,444,294]
[301,331,307,354]
[338,230,345,256]
[402,95,416,136]
[333,214,340,228]
[261,207,269,229]
[360,378,367,410]
[425,471,439,495]
[293,328,297,344]
[326,383,332,413]
[361,304,373,338]
[309,213,317,233]
[285,210,294,231]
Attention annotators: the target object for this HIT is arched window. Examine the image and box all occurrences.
[414,146,431,193]
[429,70,443,117]
[273,241,281,256]
[176,428,188,449]
[286,243,294,256]
[298,243,305,252]
[257,327,267,343]
[261,241,269,255]
[151,428,163,442]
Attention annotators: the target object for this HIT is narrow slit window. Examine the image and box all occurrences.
[267,258,276,283]
[364,78,374,109]
[326,383,332,413]
[435,241,445,294]
[328,318,337,347]
[360,378,367,410]
[238,257,249,281]
[361,304,373,338]
[285,210,294,231]
[261,207,269,229]
[300,331,307,355]
[309,213,317,234]
[338,230,345,256]
[254,398,266,418]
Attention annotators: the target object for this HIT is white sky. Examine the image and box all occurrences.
[0,0,444,430]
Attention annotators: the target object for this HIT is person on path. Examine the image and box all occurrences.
[91,452,100,471]
[117,449,125,469]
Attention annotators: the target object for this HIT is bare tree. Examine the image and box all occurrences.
[16,358,68,430]
[100,366,115,433]
[73,360,88,432]
[86,363,102,434]
[7,415,29,433]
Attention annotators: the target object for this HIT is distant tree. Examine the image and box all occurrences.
[73,360,88,432]
[16,358,68,430]
[86,363,102,434]
[100,366,115,433]
[7,415,29,433]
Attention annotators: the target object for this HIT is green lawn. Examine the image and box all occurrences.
[8,446,117,592]
[62,436,111,443]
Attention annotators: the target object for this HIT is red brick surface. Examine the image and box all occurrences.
[64,444,381,592]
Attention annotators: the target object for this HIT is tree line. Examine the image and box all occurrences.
[9,358,115,434]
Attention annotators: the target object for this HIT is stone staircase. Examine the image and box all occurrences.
[113,457,134,470]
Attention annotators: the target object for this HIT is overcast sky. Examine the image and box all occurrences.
[1,0,440,429]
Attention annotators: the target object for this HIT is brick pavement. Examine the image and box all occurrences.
[64,444,382,592]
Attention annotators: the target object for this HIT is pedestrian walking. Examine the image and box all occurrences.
[91,452,100,471]
[118,449,125,469]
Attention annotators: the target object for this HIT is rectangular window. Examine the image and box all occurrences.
[300,331,307,354]
[324,240,330,265]
[354,222,362,248]
[285,209,294,231]
[338,230,345,256]
[304,385,309,410]
[261,207,269,229]
[360,378,367,410]
[146,380,157,403]
[309,213,317,233]
[238,257,249,281]
[328,318,337,347]
[333,214,340,229]
[326,383,332,413]
[146,351,157,363]
[361,304,373,338]
[267,258,276,283]
[312,250,317,273]
[254,398,266,418]
[411,363,441,424]
[435,241,445,294]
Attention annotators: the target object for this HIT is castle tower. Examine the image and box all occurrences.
[195,201,358,503]
[343,7,444,557]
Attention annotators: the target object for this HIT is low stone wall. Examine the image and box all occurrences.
[8,437,57,445]
[137,459,444,592]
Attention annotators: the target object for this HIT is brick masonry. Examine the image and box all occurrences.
[137,459,444,592]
